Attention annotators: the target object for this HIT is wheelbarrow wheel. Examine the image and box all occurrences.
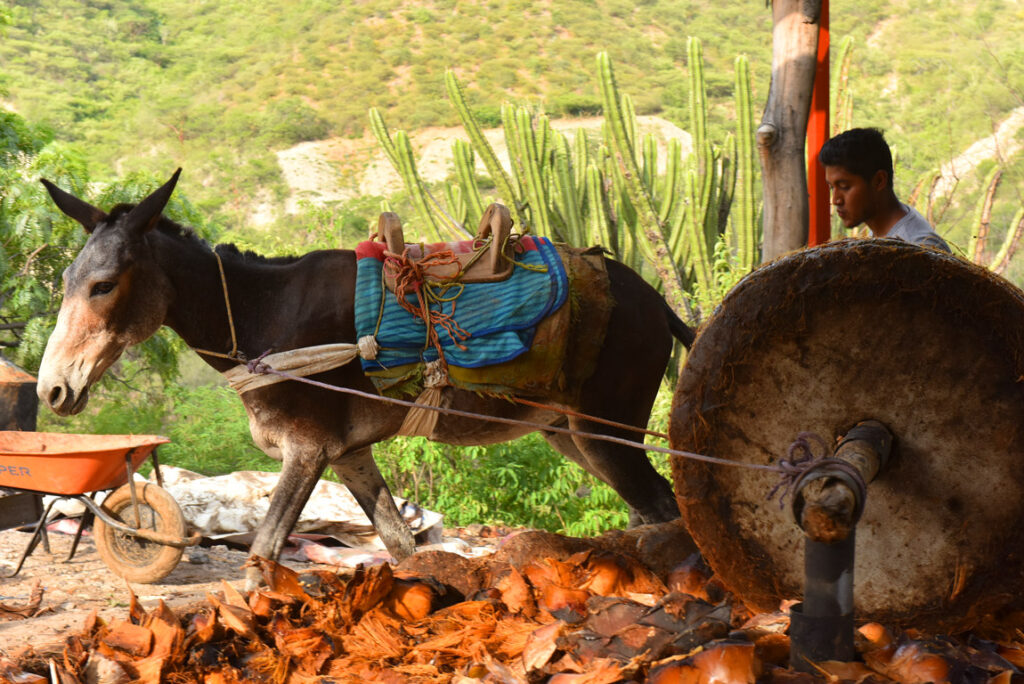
[94,482,186,584]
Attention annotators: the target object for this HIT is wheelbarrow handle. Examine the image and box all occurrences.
[130,528,202,548]
[76,493,201,548]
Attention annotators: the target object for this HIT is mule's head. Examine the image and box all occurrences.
[37,170,181,415]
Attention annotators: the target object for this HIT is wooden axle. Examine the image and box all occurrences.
[793,420,893,543]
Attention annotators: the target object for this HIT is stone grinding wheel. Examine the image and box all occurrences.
[669,239,1024,632]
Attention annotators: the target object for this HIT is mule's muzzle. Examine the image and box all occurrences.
[38,380,89,416]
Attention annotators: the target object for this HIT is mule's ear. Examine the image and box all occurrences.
[124,168,181,235]
[40,179,108,234]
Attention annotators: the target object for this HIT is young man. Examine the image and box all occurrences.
[820,127,951,253]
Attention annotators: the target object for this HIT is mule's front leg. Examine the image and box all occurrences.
[247,446,330,589]
[329,446,416,562]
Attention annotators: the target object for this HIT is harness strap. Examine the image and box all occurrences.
[213,248,241,360]
[194,248,243,363]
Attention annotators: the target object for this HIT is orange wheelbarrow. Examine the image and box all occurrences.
[0,431,200,583]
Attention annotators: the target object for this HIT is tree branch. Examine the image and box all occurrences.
[0,243,50,312]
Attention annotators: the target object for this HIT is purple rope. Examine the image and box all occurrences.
[766,432,831,508]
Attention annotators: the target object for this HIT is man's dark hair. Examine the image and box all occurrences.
[819,127,894,189]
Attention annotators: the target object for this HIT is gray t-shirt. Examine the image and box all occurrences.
[881,204,951,253]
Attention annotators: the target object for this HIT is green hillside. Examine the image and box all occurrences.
[1,0,1022,250]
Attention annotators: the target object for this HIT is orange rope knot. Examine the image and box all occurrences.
[382,247,471,361]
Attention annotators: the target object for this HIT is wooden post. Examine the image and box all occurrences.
[758,0,823,262]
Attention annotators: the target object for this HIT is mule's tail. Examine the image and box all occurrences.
[667,303,697,349]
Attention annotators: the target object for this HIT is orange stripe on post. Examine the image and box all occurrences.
[807,0,830,247]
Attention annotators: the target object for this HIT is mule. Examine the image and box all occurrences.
[36,170,694,585]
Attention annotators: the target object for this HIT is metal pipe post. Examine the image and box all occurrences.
[789,420,893,671]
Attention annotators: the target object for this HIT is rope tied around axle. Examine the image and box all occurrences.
[766,432,869,518]
[766,432,831,507]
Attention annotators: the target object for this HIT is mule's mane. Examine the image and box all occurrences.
[108,203,303,265]
[212,243,304,265]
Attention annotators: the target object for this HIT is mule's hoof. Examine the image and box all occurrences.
[381,529,417,564]
[392,544,416,564]
[244,566,263,592]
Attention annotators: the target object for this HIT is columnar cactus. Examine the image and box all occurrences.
[830,36,855,137]
[368,43,761,324]
[452,139,484,230]
[597,51,688,316]
[734,55,759,273]
[369,107,454,241]
[967,166,1024,275]
[444,71,524,227]
[911,162,1023,273]
[968,166,1002,264]
[991,208,1024,276]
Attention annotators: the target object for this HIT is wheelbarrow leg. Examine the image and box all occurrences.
[65,499,95,563]
[6,497,61,578]
[124,450,141,527]
[39,519,50,555]
[35,494,51,555]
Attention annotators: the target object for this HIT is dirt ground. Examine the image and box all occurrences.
[0,525,340,655]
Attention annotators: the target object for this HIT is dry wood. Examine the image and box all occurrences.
[381,578,436,621]
[218,579,249,611]
[521,620,566,672]
[100,621,152,658]
[6,528,1024,682]
[340,563,394,624]
[205,593,258,641]
[0,579,45,620]
[863,638,953,683]
[244,556,311,602]
[495,566,537,617]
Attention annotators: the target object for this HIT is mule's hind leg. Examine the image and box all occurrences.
[567,418,680,524]
[542,425,650,525]
[561,258,680,524]
[329,446,416,563]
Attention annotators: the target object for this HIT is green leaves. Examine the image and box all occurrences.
[0,131,89,368]
[372,433,629,535]
[38,380,271,477]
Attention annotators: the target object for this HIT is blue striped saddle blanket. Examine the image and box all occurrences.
[353,236,568,371]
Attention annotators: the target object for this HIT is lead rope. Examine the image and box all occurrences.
[508,396,668,440]
[242,352,803,478]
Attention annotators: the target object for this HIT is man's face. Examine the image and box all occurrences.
[825,165,883,228]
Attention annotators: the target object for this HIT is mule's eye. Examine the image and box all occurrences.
[90,281,116,297]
